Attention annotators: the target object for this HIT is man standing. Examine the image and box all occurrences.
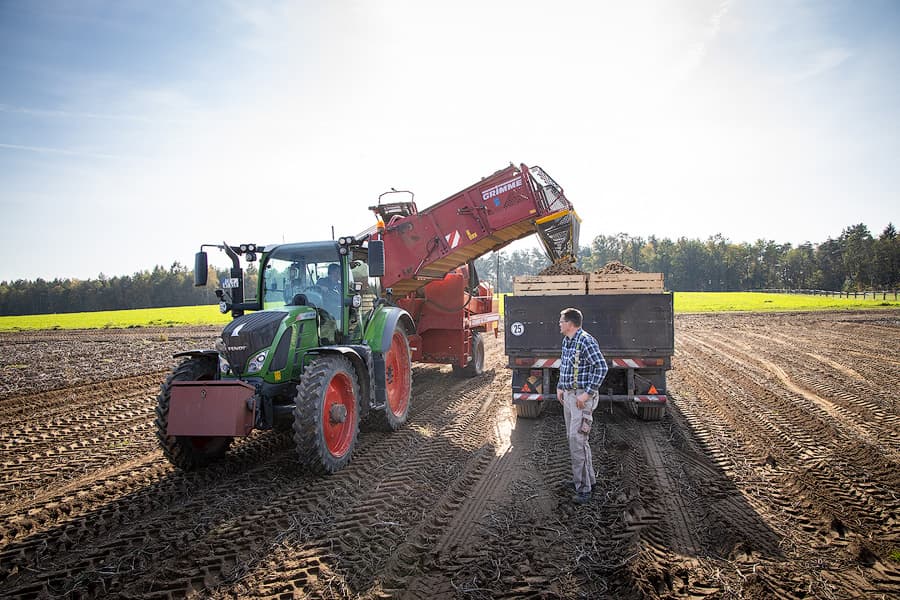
[556,307,608,505]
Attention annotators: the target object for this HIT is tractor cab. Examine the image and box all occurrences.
[261,241,345,338]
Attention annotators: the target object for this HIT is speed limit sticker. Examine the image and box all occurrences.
[510,322,525,336]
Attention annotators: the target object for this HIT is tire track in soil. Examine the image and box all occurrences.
[690,330,900,510]
[679,332,899,537]
[3,316,900,599]
[206,342,513,598]
[2,345,508,598]
[705,329,900,447]
[672,325,900,598]
[0,430,299,594]
[0,373,166,426]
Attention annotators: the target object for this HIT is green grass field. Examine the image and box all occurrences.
[1,292,897,331]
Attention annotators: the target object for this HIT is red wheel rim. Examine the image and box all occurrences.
[385,331,411,417]
[323,372,355,457]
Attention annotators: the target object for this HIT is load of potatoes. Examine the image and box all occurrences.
[537,259,638,276]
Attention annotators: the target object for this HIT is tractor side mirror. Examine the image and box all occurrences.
[368,240,385,277]
[194,251,208,286]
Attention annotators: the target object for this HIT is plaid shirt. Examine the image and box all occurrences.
[558,328,608,395]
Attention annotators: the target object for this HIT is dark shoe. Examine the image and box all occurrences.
[561,480,576,492]
[572,491,591,505]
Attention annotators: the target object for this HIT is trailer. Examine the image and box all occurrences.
[504,282,674,420]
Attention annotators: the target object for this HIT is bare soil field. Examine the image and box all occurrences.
[1,311,898,599]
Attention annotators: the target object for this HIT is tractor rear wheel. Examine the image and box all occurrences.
[373,327,412,431]
[155,356,233,470]
[452,331,485,377]
[293,355,360,474]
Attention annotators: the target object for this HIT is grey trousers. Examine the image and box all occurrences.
[561,389,598,494]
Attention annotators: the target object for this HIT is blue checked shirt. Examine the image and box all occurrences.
[558,328,608,395]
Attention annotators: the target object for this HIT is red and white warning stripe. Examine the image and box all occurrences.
[523,358,561,368]
[445,230,461,249]
[612,358,648,368]
[513,393,544,401]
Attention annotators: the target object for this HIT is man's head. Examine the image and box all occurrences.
[327,263,340,282]
[559,307,583,338]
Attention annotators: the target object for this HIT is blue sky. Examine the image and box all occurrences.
[1,0,898,281]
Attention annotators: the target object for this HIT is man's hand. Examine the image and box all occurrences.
[575,391,590,410]
[557,389,564,403]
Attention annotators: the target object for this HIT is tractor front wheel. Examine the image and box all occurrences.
[155,356,233,470]
[293,355,360,474]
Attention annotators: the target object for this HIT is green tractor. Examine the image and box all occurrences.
[155,236,414,474]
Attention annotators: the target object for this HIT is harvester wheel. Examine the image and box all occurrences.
[293,355,360,474]
[373,327,412,431]
[453,331,485,377]
[514,400,543,419]
[155,356,233,470]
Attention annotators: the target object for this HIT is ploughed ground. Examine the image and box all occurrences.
[0,311,898,599]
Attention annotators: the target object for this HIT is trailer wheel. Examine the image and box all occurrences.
[373,327,412,430]
[632,403,666,421]
[155,356,233,470]
[514,400,543,419]
[293,355,360,474]
[453,331,485,377]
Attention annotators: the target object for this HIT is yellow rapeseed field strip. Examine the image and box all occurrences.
[0,305,231,331]
[673,291,900,313]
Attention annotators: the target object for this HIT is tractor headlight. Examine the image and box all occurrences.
[219,355,231,375]
[246,349,269,374]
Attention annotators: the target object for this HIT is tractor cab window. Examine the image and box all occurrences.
[262,245,344,342]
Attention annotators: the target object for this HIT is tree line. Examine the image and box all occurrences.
[0,263,256,316]
[477,222,899,294]
[1,223,897,315]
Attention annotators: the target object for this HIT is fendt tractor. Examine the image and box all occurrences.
[155,163,579,473]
